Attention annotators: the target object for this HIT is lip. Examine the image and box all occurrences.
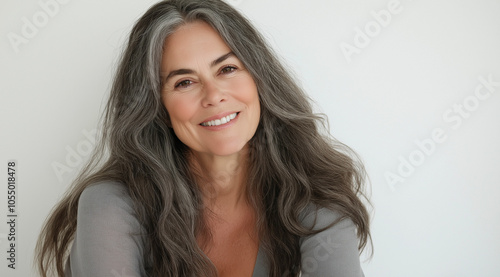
[199,111,239,125]
[199,111,240,130]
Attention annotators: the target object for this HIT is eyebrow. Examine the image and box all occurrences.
[163,52,235,82]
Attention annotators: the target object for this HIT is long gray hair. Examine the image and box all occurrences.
[36,0,371,276]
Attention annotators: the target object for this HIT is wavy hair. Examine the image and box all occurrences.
[36,0,371,276]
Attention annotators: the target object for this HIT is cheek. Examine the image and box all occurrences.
[229,76,259,105]
[229,77,260,130]
[163,94,198,125]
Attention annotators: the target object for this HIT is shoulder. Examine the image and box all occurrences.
[299,203,351,230]
[298,204,364,277]
[69,181,146,276]
[79,182,133,212]
[79,181,131,205]
[77,181,138,229]
[298,204,358,251]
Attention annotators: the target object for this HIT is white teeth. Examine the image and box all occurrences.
[201,112,238,127]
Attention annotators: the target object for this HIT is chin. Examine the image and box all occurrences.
[206,141,249,157]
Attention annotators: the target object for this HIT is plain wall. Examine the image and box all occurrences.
[1,0,499,276]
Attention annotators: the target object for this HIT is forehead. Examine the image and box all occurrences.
[161,21,232,70]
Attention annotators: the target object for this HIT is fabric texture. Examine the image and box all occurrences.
[65,182,364,277]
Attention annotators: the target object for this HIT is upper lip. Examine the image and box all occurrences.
[200,111,239,125]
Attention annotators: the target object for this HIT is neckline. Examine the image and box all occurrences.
[251,245,268,277]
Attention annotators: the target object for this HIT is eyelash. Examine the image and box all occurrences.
[173,65,238,89]
[175,80,193,88]
[220,65,237,74]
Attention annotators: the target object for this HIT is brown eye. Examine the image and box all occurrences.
[175,80,193,88]
[220,66,237,74]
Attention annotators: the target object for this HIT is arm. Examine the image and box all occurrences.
[66,182,146,277]
[299,207,365,277]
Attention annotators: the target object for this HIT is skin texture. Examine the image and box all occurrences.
[161,21,260,160]
[160,21,261,277]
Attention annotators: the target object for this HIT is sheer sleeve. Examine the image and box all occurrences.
[299,207,365,277]
[65,182,146,277]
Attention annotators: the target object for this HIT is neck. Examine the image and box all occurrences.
[189,147,250,212]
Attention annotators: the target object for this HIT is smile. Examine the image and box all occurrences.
[200,112,238,127]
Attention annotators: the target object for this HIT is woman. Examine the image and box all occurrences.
[36,0,371,276]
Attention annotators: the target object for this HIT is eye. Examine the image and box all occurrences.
[220,65,237,74]
[175,79,193,88]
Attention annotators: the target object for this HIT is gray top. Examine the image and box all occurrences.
[65,182,364,276]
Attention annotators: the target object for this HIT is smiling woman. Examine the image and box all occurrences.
[35,0,371,276]
[161,21,261,158]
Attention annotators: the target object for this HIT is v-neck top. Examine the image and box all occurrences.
[65,182,365,276]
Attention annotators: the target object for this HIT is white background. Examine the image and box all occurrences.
[1,0,499,276]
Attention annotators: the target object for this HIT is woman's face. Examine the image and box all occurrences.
[161,21,260,158]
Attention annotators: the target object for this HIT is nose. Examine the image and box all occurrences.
[201,80,226,107]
